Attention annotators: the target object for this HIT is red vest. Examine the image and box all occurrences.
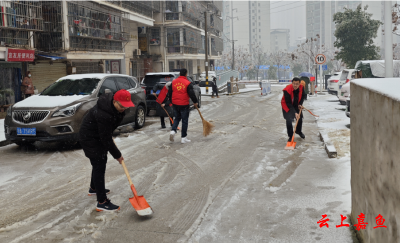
[281,84,303,112]
[172,76,191,106]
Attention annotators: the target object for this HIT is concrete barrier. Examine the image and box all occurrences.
[351,79,400,243]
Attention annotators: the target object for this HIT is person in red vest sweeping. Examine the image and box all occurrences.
[168,68,198,144]
[281,77,307,142]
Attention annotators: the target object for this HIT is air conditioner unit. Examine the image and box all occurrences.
[138,27,146,35]
[134,49,141,56]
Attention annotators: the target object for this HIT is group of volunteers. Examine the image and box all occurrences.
[78,69,304,212]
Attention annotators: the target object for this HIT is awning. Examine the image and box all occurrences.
[36,54,66,61]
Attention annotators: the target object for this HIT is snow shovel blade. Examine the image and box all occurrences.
[284,141,296,150]
[129,185,153,216]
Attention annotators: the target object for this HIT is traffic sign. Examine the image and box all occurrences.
[322,65,328,71]
[315,54,326,65]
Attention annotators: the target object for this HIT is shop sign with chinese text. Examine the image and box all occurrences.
[6,49,35,62]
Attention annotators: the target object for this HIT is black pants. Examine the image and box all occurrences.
[89,154,108,203]
[286,117,303,138]
[160,116,173,127]
[172,105,189,138]
[212,85,218,96]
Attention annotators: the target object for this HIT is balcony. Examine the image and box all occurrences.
[66,2,127,52]
[106,1,161,17]
[0,1,43,48]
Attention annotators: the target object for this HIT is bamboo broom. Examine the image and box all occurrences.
[194,104,214,136]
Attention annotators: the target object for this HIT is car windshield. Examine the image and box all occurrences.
[41,78,101,96]
[143,75,174,86]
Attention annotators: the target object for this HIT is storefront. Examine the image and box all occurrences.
[0,48,34,106]
[28,61,67,93]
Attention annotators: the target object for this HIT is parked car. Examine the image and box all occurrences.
[141,72,201,114]
[346,96,350,118]
[355,60,400,78]
[339,81,350,105]
[337,69,356,97]
[4,74,146,146]
[327,71,342,95]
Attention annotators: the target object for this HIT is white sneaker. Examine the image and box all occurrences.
[170,130,176,142]
[181,137,191,144]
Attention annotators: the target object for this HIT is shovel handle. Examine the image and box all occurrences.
[121,160,133,186]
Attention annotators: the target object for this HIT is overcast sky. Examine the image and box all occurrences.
[270,1,306,47]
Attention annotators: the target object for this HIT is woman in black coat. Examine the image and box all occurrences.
[153,82,174,128]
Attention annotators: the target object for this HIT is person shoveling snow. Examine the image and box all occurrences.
[281,78,307,145]
[80,89,134,212]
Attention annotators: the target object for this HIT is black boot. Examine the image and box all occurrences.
[160,117,166,128]
[296,132,305,139]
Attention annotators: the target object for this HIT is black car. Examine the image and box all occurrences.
[141,72,201,114]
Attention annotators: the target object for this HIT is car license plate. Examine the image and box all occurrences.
[339,85,342,89]
[341,92,344,96]
[17,127,36,136]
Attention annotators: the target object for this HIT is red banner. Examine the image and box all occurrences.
[6,49,35,62]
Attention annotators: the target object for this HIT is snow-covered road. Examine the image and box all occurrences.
[0,87,354,243]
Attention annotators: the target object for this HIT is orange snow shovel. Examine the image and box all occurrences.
[121,160,153,216]
[285,108,303,150]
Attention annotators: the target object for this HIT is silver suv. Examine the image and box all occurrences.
[4,74,146,146]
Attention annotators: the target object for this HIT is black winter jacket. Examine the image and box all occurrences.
[79,93,125,159]
[282,88,307,120]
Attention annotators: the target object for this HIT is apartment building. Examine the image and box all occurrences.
[230,1,270,53]
[0,0,159,105]
[270,29,290,51]
[142,1,223,76]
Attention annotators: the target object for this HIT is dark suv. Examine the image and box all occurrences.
[141,72,201,114]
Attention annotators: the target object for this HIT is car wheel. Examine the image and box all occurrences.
[197,94,201,108]
[135,105,146,129]
[15,141,34,146]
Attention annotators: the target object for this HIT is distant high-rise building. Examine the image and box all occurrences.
[306,1,389,54]
[223,1,270,53]
[270,29,290,51]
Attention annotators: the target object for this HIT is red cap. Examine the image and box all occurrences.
[114,89,135,107]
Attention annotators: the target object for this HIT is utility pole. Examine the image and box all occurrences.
[205,11,209,94]
[319,1,323,93]
[232,40,235,70]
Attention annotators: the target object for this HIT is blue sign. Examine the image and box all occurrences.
[285,65,290,69]
[273,65,278,68]
[322,65,328,71]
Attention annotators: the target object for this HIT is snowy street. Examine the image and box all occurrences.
[0,86,354,243]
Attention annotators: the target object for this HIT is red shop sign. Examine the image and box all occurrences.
[6,49,35,62]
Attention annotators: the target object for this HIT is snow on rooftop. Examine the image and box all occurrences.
[352,78,400,102]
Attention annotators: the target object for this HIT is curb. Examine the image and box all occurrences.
[318,131,337,158]
[0,140,12,147]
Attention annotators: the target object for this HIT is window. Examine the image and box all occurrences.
[169,61,175,72]
[99,78,117,96]
[149,28,161,45]
[167,28,180,47]
[115,77,132,90]
[128,78,138,88]
[253,23,255,26]
[259,29,261,32]
[253,29,255,32]
[252,10,254,13]
[259,16,260,20]
[259,35,261,39]
[258,3,260,6]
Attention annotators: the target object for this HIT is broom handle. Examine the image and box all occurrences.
[154,93,174,124]
[292,108,303,142]
[194,104,205,121]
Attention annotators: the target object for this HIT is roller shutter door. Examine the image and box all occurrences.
[28,62,66,93]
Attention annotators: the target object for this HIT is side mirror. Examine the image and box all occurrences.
[105,89,112,94]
